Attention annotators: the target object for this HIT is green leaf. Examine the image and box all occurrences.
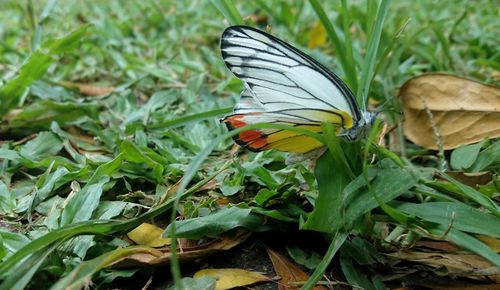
[309,0,357,91]
[120,140,164,182]
[357,0,390,106]
[0,230,31,258]
[6,100,99,133]
[429,226,500,267]
[60,155,123,226]
[469,141,500,172]
[341,237,384,265]
[393,201,500,237]
[450,141,485,171]
[49,247,153,290]
[340,255,377,290]
[19,132,63,161]
[440,173,500,218]
[0,243,61,290]
[286,245,322,270]
[165,206,265,240]
[0,182,16,214]
[0,25,90,116]
[343,164,419,231]
[302,231,348,289]
[301,151,351,232]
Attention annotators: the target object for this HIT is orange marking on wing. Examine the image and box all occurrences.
[225,115,246,128]
[239,130,263,142]
[249,137,268,149]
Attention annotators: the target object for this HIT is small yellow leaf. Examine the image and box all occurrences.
[308,21,327,49]
[127,223,171,247]
[193,268,270,290]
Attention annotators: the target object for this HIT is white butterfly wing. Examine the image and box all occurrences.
[221,26,362,153]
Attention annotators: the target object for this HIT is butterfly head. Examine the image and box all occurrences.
[342,111,378,142]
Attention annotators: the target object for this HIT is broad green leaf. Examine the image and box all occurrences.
[393,201,500,237]
[286,245,322,270]
[60,155,123,226]
[341,237,384,265]
[343,164,419,231]
[441,173,500,218]
[301,151,351,232]
[0,243,61,290]
[0,182,16,214]
[165,206,266,240]
[450,141,485,171]
[19,132,63,161]
[0,230,31,258]
[469,141,500,172]
[120,140,164,182]
[340,255,377,290]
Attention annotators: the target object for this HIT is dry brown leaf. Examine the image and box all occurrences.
[193,268,270,290]
[477,235,500,253]
[266,247,327,290]
[443,171,493,188]
[419,284,500,290]
[400,73,500,149]
[416,240,461,252]
[113,228,251,268]
[387,251,500,282]
[59,80,115,96]
[127,223,171,247]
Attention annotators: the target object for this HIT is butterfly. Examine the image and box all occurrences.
[220,25,376,154]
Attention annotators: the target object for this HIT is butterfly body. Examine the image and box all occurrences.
[220,25,375,153]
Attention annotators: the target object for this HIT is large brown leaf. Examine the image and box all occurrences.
[400,73,500,149]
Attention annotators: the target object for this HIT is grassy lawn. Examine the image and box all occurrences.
[0,0,499,289]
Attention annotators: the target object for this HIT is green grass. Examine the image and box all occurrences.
[0,0,499,289]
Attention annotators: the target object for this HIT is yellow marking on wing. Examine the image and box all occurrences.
[299,109,353,129]
[265,135,324,153]
[265,123,343,153]
[266,125,321,144]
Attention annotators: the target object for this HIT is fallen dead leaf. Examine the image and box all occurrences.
[440,171,492,188]
[419,283,500,290]
[113,228,251,268]
[400,73,500,149]
[477,235,500,253]
[127,223,171,247]
[266,247,327,290]
[59,80,115,97]
[416,240,461,252]
[386,251,500,283]
[193,268,270,290]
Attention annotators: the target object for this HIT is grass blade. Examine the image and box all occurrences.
[211,0,244,25]
[309,0,357,90]
[357,0,391,107]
